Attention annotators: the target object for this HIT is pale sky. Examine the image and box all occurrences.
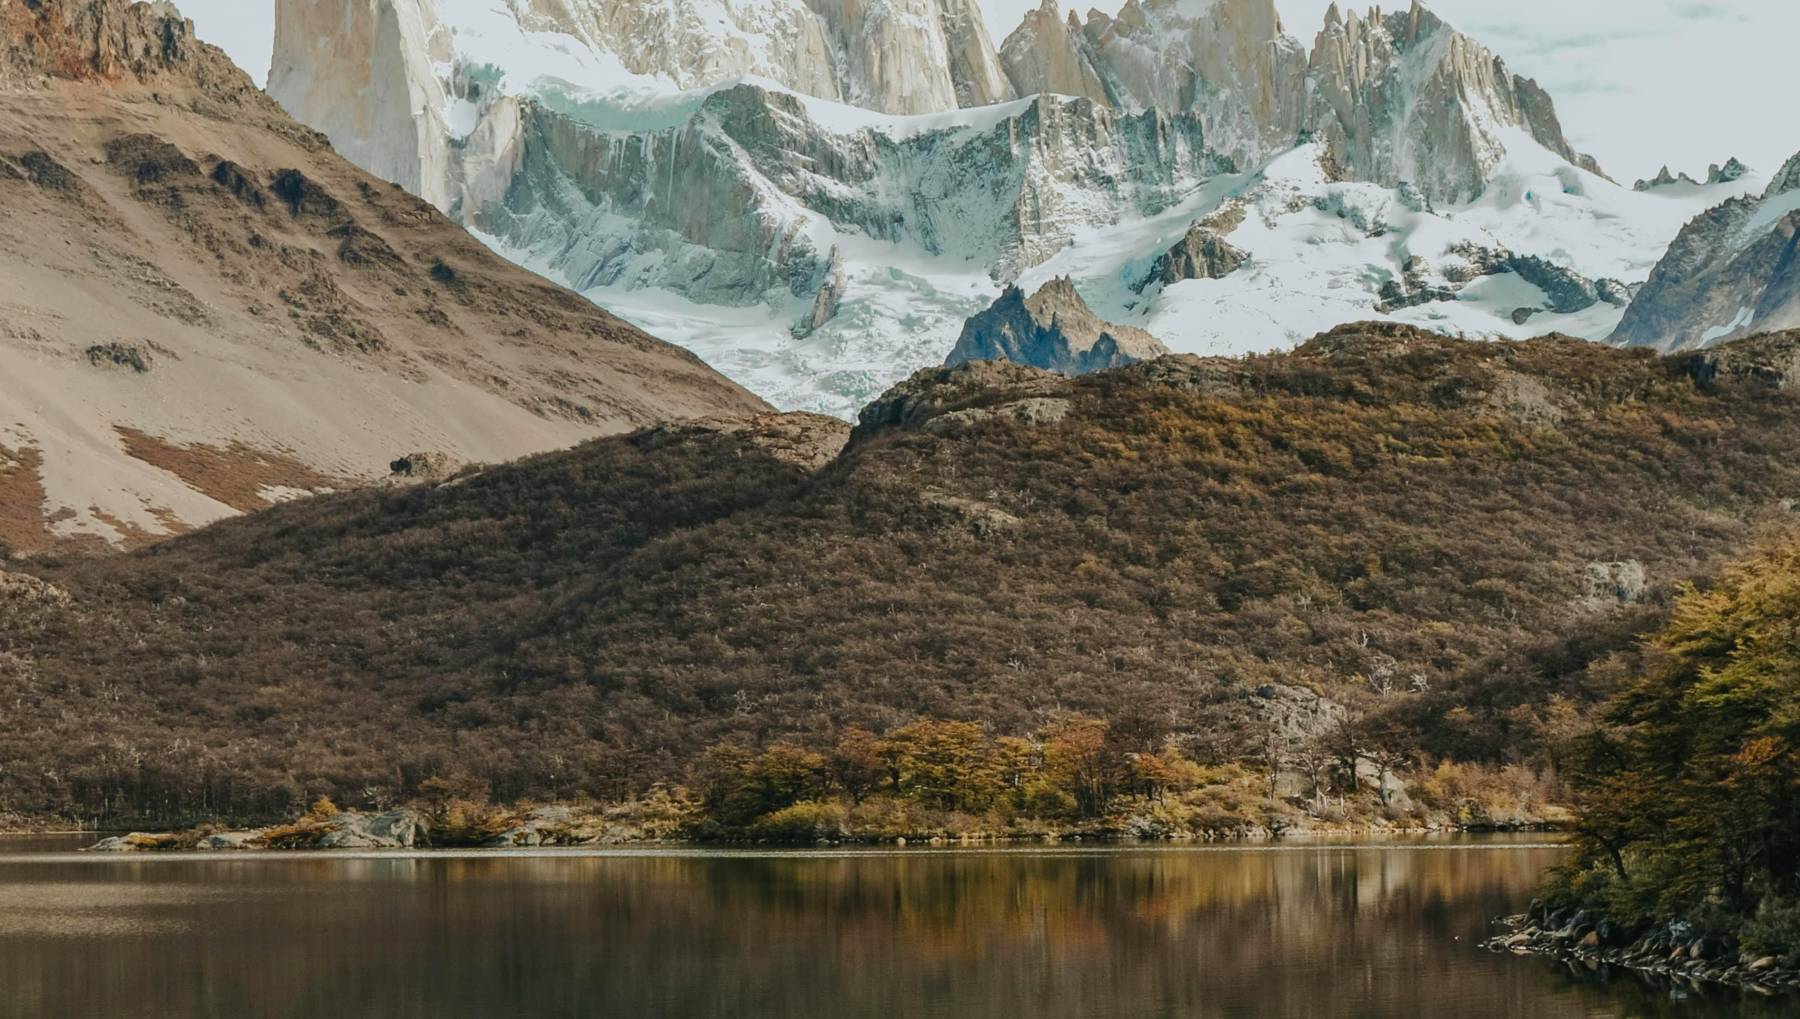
[183,0,1797,182]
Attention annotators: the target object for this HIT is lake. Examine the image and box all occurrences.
[0,833,1781,1018]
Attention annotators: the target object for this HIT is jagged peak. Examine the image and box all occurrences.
[1708,157,1749,184]
[1769,152,1800,196]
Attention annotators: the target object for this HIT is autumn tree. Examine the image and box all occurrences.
[828,727,887,804]
[884,720,1000,812]
[1555,540,1800,948]
[1040,714,1123,818]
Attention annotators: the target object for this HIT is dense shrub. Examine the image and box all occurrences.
[5,327,1800,825]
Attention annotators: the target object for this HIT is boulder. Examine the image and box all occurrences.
[389,452,461,483]
[194,831,259,850]
[315,808,427,848]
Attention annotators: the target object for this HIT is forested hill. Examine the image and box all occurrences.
[6,324,1800,824]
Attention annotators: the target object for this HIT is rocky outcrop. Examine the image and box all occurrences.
[388,451,460,482]
[946,277,1168,375]
[1000,1,1110,105]
[1674,330,1800,392]
[1303,1,1597,203]
[1635,158,1750,192]
[1485,906,1800,996]
[1708,158,1751,185]
[1635,166,1689,192]
[1613,152,1800,351]
[1376,244,1627,318]
[1135,225,1248,293]
[5,0,203,86]
[87,809,430,851]
[794,245,847,338]
[853,358,1062,437]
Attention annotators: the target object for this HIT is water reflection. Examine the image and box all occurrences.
[0,838,1780,1018]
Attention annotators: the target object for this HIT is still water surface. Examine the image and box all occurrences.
[0,833,1782,1018]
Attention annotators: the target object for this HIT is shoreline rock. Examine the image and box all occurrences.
[1482,907,1800,997]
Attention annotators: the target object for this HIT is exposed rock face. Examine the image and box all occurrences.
[1000,0,1598,205]
[270,0,1012,128]
[1303,1,1595,203]
[1378,243,1629,317]
[1613,152,1800,351]
[0,0,766,547]
[1635,158,1750,192]
[388,451,461,482]
[946,277,1168,374]
[1674,330,1800,392]
[1709,158,1750,185]
[1635,166,1687,192]
[795,245,848,337]
[1583,560,1648,608]
[1077,0,1309,170]
[1000,1,1109,105]
[853,358,1062,437]
[471,84,1219,305]
[0,0,234,89]
[1134,225,1248,293]
[268,0,455,211]
[86,809,430,851]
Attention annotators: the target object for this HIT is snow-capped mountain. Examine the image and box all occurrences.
[1612,152,1800,351]
[266,0,1771,416]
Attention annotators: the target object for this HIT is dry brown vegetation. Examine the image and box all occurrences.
[0,443,51,554]
[5,325,1800,828]
[113,426,348,512]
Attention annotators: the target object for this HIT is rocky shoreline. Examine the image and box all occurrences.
[75,807,1565,853]
[1483,903,1799,997]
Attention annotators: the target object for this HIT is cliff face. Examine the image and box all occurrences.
[0,0,766,550]
[267,0,454,210]
[1613,153,1800,351]
[1077,0,1310,171]
[269,0,1012,123]
[469,85,1220,304]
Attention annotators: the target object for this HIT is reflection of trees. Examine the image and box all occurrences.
[2,847,1778,1017]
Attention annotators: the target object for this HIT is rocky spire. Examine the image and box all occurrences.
[1000,0,1111,106]
[1302,1,1597,203]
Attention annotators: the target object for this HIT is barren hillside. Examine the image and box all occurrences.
[0,0,766,551]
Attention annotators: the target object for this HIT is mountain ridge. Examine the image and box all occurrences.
[0,0,767,550]
[254,0,1760,417]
